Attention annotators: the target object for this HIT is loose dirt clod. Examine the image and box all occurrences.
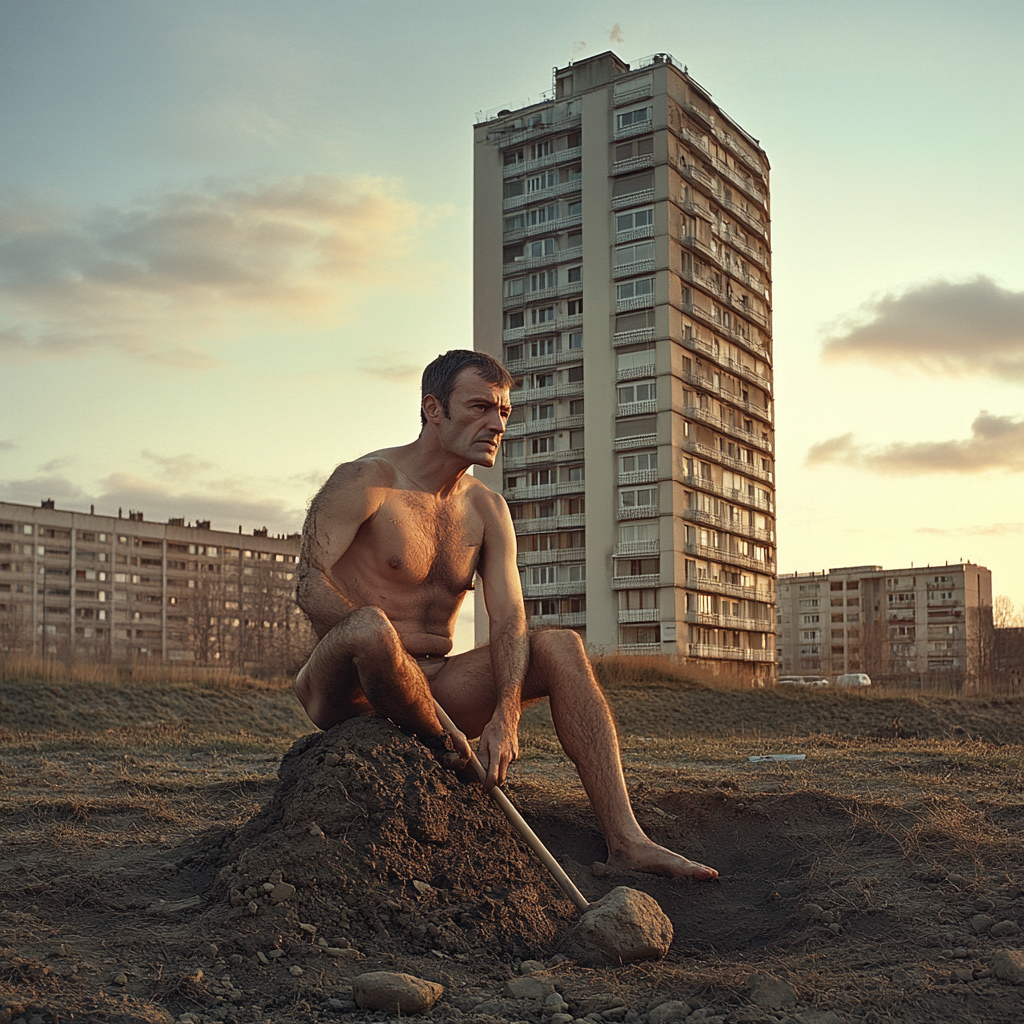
[200,716,575,957]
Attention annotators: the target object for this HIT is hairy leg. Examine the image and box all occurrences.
[431,632,717,879]
[294,606,469,765]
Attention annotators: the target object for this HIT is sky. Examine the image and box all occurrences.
[1,0,1022,651]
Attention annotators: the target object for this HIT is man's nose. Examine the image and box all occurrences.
[486,408,506,433]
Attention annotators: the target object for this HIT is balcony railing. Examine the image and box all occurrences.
[522,580,586,598]
[615,540,659,556]
[518,548,586,566]
[612,327,656,347]
[617,399,658,418]
[498,114,582,150]
[503,179,581,212]
[682,406,773,452]
[505,413,584,438]
[685,611,760,631]
[613,259,657,280]
[615,225,655,244]
[502,146,582,179]
[503,245,583,276]
[682,474,774,512]
[504,350,581,374]
[618,643,662,656]
[679,371,773,426]
[684,542,773,573]
[503,214,582,245]
[513,513,586,535]
[686,576,774,602]
[528,611,587,628]
[618,469,658,485]
[687,643,775,662]
[682,508,773,543]
[679,440,774,485]
[678,334,773,392]
[615,433,658,451]
[618,608,660,623]
[612,154,654,176]
[503,480,584,502]
[613,574,660,590]
[613,119,654,141]
[502,446,585,470]
[617,364,657,382]
[617,505,659,521]
[611,188,655,210]
[616,295,656,313]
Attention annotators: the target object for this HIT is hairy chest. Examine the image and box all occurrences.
[356,490,483,593]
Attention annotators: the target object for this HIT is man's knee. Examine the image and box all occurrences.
[530,627,588,669]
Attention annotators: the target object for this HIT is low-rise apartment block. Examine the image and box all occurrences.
[777,562,993,684]
[0,500,308,668]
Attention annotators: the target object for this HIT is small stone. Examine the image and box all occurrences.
[802,903,824,919]
[973,897,995,912]
[520,959,546,974]
[601,1008,628,1021]
[953,947,968,958]
[262,883,275,892]
[353,971,444,1014]
[201,943,218,957]
[991,920,1021,937]
[994,949,1024,984]
[828,923,841,934]
[953,968,974,982]
[266,949,284,959]
[551,1016,574,1024]
[112,972,128,986]
[579,995,624,1015]
[307,823,324,837]
[563,886,673,964]
[270,882,296,904]
[289,965,303,977]
[269,870,283,884]
[971,914,995,934]
[325,753,342,766]
[648,1000,692,1024]
[504,975,556,999]
[247,901,258,915]
[946,873,965,885]
[256,952,269,964]
[322,946,362,959]
[412,880,434,895]
[748,973,797,1010]
[299,923,316,935]
[592,861,610,877]
[472,999,516,1016]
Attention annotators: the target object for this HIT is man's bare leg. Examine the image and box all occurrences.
[295,605,470,765]
[433,631,718,880]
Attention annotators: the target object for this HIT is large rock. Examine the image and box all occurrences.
[748,972,798,1009]
[504,975,556,999]
[562,886,673,964]
[648,999,693,1024]
[994,949,1024,985]
[353,970,443,1013]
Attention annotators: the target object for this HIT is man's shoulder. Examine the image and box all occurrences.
[461,475,510,517]
[322,454,398,492]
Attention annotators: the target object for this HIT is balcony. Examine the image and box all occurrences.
[679,334,773,392]
[687,643,775,662]
[613,259,657,281]
[611,188,655,210]
[617,399,657,418]
[682,508,773,543]
[502,245,583,276]
[618,469,658,486]
[613,118,654,141]
[612,154,654,176]
[612,327,656,347]
[682,406,773,452]
[503,179,581,212]
[498,114,582,150]
[518,548,586,566]
[685,611,760,631]
[614,433,658,451]
[528,610,586,628]
[679,371,773,426]
[617,364,657,382]
[502,145,582,180]
[504,414,584,438]
[686,576,774,602]
[615,225,655,244]
[503,214,582,245]
[679,163,715,190]
[684,542,772,574]
[618,608,660,623]
[618,643,662,656]
[682,474,774,512]
[510,380,584,407]
[613,82,653,106]
[502,447,585,470]
[503,480,584,502]
[712,158,766,206]
[718,194,768,240]
[522,580,586,599]
[617,505,659,521]
[504,351,581,375]
[615,540,659,557]
[616,295,656,313]
[613,574,660,590]
[513,513,586,535]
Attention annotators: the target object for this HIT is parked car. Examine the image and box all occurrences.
[778,675,830,687]
[835,673,872,687]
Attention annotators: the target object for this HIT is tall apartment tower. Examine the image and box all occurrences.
[473,52,776,677]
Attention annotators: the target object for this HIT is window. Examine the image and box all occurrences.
[504,213,524,232]
[531,372,554,389]
[618,381,657,404]
[616,106,652,131]
[505,311,524,329]
[616,344,656,372]
[531,140,552,160]
[530,337,557,357]
[614,242,654,265]
[526,170,557,193]
[532,436,555,454]
[504,342,523,362]
[612,171,653,197]
[568,331,583,349]
[567,563,586,582]
[567,266,582,283]
[532,404,554,421]
[567,365,583,383]
[614,137,654,161]
[526,203,559,226]
[529,270,557,291]
[619,486,658,508]
[619,522,658,544]
[569,399,584,415]
[616,277,655,301]
[528,238,556,257]
[504,149,524,166]
[566,299,583,316]
[615,209,654,235]
[530,469,553,486]
[504,277,525,297]
[566,465,584,482]
[619,451,658,474]
[567,200,581,217]
[532,566,557,585]
[532,307,555,324]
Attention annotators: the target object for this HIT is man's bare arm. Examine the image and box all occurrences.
[475,488,530,789]
[296,459,390,638]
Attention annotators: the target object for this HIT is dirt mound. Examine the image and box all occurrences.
[200,716,575,959]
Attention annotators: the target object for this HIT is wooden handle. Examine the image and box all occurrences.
[433,700,590,914]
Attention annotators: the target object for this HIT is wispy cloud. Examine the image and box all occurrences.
[0,440,17,452]
[0,175,426,368]
[806,411,1024,475]
[609,23,624,43]
[359,349,422,382]
[821,277,1024,384]
[917,522,1024,537]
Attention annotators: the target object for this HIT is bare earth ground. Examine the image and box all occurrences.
[2,672,1023,1024]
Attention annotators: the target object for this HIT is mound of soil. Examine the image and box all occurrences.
[200,716,575,960]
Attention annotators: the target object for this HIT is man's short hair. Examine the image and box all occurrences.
[421,350,514,426]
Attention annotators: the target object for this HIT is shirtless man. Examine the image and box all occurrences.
[295,349,717,880]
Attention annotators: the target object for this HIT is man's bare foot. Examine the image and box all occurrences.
[609,839,719,880]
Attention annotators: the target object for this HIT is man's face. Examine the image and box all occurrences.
[433,369,511,468]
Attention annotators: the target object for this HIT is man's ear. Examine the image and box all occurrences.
[422,394,444,425]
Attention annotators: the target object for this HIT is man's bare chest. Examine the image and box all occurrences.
[353,491,482,593]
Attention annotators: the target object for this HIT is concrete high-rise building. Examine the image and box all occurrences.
[776,562,993,685]
[0,499,307,667]
[473,52,775,678]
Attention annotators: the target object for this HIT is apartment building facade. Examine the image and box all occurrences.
[777,562,993,684]
[473,52,775,676]
[0,500,308,668]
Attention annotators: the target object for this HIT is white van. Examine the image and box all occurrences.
[836,673,872,687]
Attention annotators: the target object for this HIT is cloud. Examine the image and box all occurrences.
[0,176,426,367]
[141,450,215,482]
[609,23,624,43]
[0,440,16,452]
[917,522,1024,537]
[1,473,86,505]
[821,277,1024,384]
[359,349,422,382]
[806,411,1024,475]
